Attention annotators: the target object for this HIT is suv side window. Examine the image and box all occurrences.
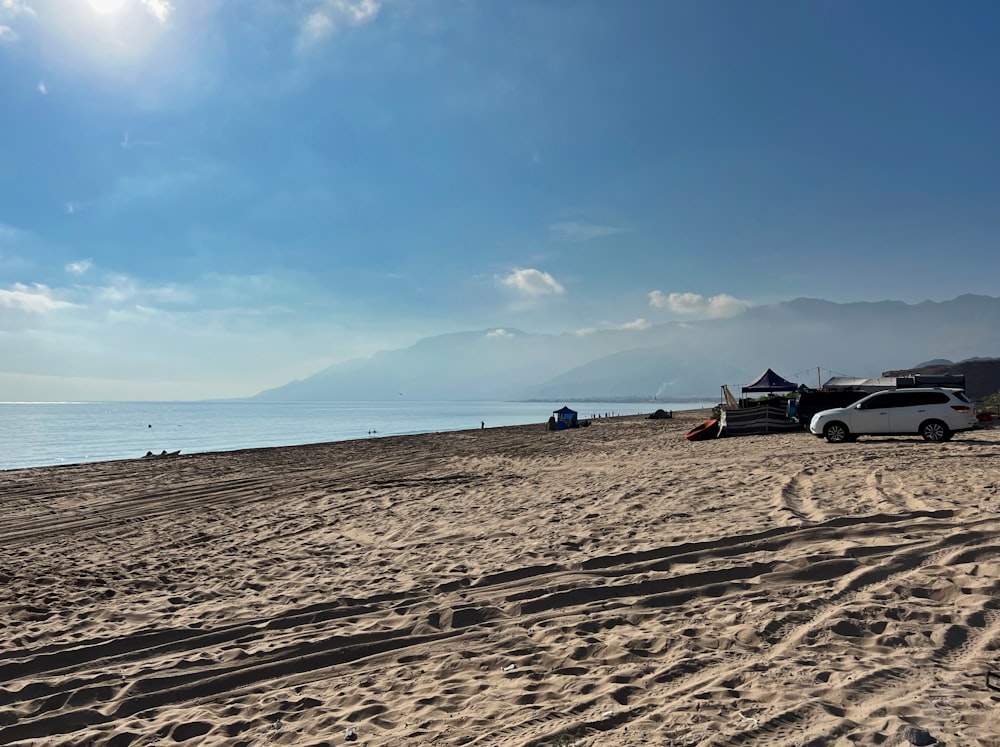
[897,391,950,407]
[880,392,913,408]
[859,394,895,409]
[861,391,951,409]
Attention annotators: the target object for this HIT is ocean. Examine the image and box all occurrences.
[0,400,710,471]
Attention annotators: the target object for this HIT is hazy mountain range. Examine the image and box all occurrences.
[253,294,1000,402]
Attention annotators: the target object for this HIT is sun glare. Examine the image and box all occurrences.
[89,0,127,14]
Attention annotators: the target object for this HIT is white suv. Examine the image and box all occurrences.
[809,388,976,443]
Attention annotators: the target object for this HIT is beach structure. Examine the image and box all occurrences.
[721,385,739,410]
[552,406,579,430]
[718,368,801,436]
[823,373,966,392]
[720,400,801,436]
[742,368,799,396]
[822,376,898,392]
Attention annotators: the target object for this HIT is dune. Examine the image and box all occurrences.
[2,411,1000,745]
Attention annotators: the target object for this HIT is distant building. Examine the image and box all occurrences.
[822,374,965,393]
[821,376,898,393]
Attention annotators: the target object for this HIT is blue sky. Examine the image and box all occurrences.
[1,0,998,400]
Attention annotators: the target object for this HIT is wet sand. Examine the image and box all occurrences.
[2,411,1000,746]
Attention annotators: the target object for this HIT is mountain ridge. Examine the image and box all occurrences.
[253,294,1000,401]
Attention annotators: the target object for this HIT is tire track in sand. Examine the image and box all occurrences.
[710,522,1000,746]
[1,509,977,746]
[774,467,826,525]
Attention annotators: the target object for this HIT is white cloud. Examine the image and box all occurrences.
[498,268,565,297]
[648,291,752,318]
[299,0,381,47]
[140,0,173,23]
[0,0,33,39]
[121,130,160,150]
[0,266,389,401]
[486,328,514,338]
[145,285,195,304]
[0,283,77,313]
[301,10,333,44]
[66,259,93,275]
[37,80,46,94]
[0,0,34,18]
[549,221,628,242]
[59,273,177,307]
[575,318,651,335]
[94,274,139,304]
[87,275,193,307]
[0,0,32,13]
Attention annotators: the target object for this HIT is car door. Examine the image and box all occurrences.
[850,392,893,434]
[886,391,921,433]
[891,391,948,433]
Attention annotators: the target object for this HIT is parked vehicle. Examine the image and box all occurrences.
[809,388,976,443]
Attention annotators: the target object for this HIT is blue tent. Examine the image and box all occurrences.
[553,406,579,428]
[742,368,798,393]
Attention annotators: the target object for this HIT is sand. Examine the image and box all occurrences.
[2,410,1000,746]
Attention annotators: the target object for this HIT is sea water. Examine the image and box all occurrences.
[0,400,710,471]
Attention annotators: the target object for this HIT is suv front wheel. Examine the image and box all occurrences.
[920,420,951,442]
[823,422,851,444]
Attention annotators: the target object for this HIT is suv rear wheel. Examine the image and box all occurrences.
[823,422,850,444]
[920,420,951,442]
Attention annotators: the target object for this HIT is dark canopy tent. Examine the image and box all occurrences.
[553,406,579,427]
[723,368,801,436]
[547,406,582,431]
[742,368,798,393]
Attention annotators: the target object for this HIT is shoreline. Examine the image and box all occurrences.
[1,409,670,475]
[0,401,701,473]
[3,412,1000,745]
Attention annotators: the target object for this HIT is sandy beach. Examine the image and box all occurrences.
[2,410,1000,746]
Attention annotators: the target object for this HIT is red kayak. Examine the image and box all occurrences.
[685,418,720,441]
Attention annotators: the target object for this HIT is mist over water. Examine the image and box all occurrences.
[0,400,711,471]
